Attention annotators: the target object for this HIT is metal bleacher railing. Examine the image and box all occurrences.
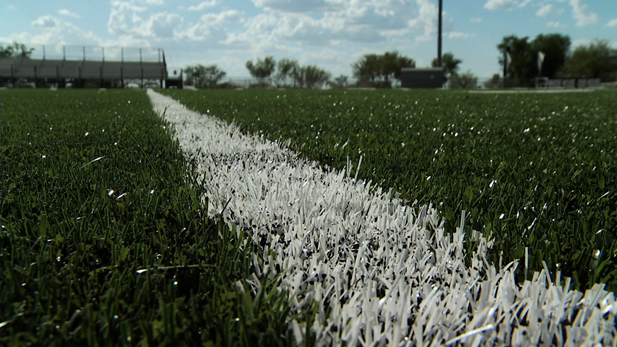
[0,44,167,87]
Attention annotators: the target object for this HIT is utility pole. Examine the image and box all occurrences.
[437,0,443,67]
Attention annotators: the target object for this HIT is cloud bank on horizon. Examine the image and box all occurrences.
[1,0,615,79]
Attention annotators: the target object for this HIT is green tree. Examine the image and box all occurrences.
[184,64,226,88]
[483,73,502,89]
[245,56,276,84]
[303,65,331,89]
[352,51,415,87]
[449,70,478,89]
[0,42,34,58]
[290,64,305,88]
[563,40,617,82]
[382,51,415,82]
[275,58,300,87]
[352,53,381,83]
[431,52,462,79]
[498,35,535,86]
[531,33,571,78]
[329,75,348,88]
[497,34,572,86]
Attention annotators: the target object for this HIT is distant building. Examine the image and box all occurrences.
[0,44,177,88]
[400,68,445,89]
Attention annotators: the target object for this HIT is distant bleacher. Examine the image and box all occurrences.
[0,44,178,88]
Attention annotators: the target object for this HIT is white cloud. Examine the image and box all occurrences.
[187,1,216,11]
[448,31,473,39]
[606,18,617,27]
[470,17,482,22]
[58,9,81,18]
[518,0,533,7]
[569,0,598,26]
[408,0,440,41]
[107,1,147,36]
[247,0,444,44]
[11,15,122,48]
[96,0,454,58]
[483,0,518,10]
[32,15,60,28]
[146,12,183,38]
[201,10,242,26]
[223,0,446,49]
[536,4,554,16]
[107,1,184,39]
[547,21,566,27]
[180,10,242,41]
[225,12,345,49]
[251,0,344,13]
[482,0,533,10]
[141,0,164,5]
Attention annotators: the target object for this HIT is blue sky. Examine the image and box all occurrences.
[1,0,616,80]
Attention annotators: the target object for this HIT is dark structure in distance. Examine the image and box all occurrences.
[400,68,445,89]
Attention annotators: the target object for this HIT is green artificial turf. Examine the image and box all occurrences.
[161,88,617,292]
[0,89,302,346]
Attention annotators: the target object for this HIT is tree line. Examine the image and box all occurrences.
[183,57,333,89]
[3,35,616,89]
[185,51,425,89]
[188,34,615,90]
[245,57,332,88]
[497,34,617,87]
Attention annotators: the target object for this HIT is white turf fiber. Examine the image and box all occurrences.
[147,89,616,346]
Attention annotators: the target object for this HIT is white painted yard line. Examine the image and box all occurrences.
[148,89,616,346]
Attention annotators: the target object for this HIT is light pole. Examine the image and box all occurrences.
[437,0,443,67]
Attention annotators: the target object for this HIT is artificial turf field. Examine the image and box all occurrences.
[2,88,616,345]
